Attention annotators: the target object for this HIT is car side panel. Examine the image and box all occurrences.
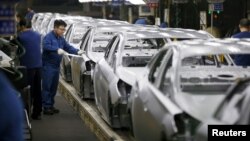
[132,81,164,141]
[94,59,115,121]
[71,54,86,93]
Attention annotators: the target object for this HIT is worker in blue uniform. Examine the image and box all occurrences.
[135,16,155,25]
[135,18,147,25]
[0,71,24,141]
[232,18,250,66]
[160,22,168,28]
[25,7,35,23]
[18,19,42,120]
[42,20,83,115]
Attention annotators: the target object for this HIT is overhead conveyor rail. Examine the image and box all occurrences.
[58,78,134,141]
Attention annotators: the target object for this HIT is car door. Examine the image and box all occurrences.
[71,28,92,93]
[64,24,73,42]
[59,24,72,81]
[214,81,250,124]
[62,24,73,67]
[95,35,120,120]
[132,49,173,141]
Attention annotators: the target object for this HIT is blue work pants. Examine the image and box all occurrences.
[27,68,42,115]
[42,65,59,109]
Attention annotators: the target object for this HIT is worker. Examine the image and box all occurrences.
[25,7,35,23]
[42,19,83,115]
[18,18,42,120]
[232,18,250,66]
[0,71,24,141]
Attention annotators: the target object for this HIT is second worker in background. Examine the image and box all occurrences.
[18,19,42,120]
[42,20,83,115]
[232,18,250,66]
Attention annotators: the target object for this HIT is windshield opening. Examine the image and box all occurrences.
[70,27,89,44]
[91,32,115,52]
[122,38,166,67]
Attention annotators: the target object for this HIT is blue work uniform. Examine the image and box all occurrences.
[232,31,250,66]
[18,29,42,69]
[42,31,78,109]
[25,11,35,22]
[0,72,24,141]
[160,22,168,28]
[18,29,43,118]
[135,18,147,25]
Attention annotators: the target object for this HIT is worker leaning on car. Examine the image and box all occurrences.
[42,19,84,115]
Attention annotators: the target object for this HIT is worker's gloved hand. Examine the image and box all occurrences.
[57,48,67,55]
[77,50,84,55]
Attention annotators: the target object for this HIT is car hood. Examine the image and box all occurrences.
[69,43,80,49]
[176,67,250,121]
[88,52,105,63]
[117,67,146,85]
[176,93,225,122]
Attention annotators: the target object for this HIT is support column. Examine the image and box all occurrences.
[102,4,106,19]
[82,3,90,13]
[128,7,132,23]
[119,1,127,21]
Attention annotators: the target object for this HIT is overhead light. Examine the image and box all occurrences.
[79,0,145,4]
[127,0,145,5]
[79,0,112,3]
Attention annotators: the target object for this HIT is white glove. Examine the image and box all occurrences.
[77,50,84,55]
[57,48,67,55]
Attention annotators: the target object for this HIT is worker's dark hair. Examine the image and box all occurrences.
[19,18,32,28]
[19,18,26,27]
[16,13,23,19]
[239,18,250,27]
[54,20,67,28]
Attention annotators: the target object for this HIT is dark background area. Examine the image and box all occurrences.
[15,0,250,37]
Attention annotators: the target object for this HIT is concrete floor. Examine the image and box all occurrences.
[31,94,99,141]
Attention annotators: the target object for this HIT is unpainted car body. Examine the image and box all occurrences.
[93,27,214,128]
[94,30,167,128]
[31,12,45,30]
[32,12,55,32]
[60,22,92,82]
[128,38,250,141]
[70,24,156,99]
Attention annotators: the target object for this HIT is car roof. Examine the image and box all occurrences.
[95,24,134,28]
[51,15,93,22]
[167,38,250,58]
[158,28,213,39]
[92,25,162,38]
[124,30,167,39]
[93,19,129,25]
[92,24,158,34]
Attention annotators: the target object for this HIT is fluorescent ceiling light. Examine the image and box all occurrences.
[127,0,145,5]
[79,0,145,5]
[79,0,112,2]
